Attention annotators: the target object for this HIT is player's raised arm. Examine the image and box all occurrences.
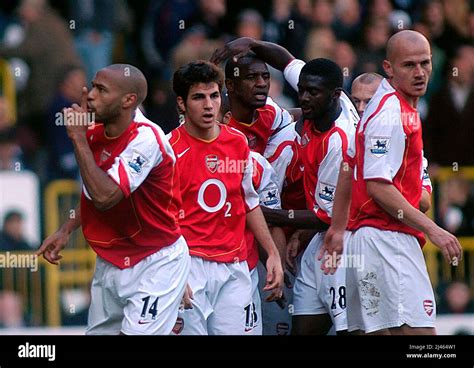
[67,86,123,211]
[211,37,295,72]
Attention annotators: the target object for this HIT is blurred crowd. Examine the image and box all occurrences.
[0,0,472,180]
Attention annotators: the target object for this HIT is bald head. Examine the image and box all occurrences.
[383,30,432,105]
[351,73,383,117]
[101,64,148,106]
[386,30,430,62]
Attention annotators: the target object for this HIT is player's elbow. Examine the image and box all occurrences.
[419,191,431,213]
[366,181,379,200]
[92,199,114,212]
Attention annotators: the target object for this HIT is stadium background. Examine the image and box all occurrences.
[0,0,472,334]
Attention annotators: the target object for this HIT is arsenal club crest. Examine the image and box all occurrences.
[100,149,111,163]
[172,317,184,334]
[423,300,434,316]
[205,154,219,173]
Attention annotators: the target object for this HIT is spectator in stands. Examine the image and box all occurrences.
[439,177,474,237]
[423,44,474,166]
[0,210,31,251]
[46,65,87,179]
[143,78,179,135]
[332,0,361,44]
[438,281,474,314]
[0,0,81,142]
[304,27,336,60]
[334,41,358,91]
[0,127,23,171]
[235,9,265,40]
[355,18,390,76]
[68,0,131,83]
[0,210,30,328]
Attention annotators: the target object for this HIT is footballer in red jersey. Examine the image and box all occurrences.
[327,31,462,335]
[168,60,283,335]
[37,64,190,335]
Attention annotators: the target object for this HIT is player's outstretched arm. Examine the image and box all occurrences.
[319,162,353,274]
[261,206,329,230]
[210,37,295,72]
[36,205,82,265]
[66,88,124,211]
[246,207,284,301]
[366,181,463,264]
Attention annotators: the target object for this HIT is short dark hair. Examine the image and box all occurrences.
[3,210,23,226]
[173,60,224,101]
[224,51,260,80]
[301,58,343,91]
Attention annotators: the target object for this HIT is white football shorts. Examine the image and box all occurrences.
[346,227,436,333]
[172,257,253,335]
[292,231,350,332]
[86,236,190,335]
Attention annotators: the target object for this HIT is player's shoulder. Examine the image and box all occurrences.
[250,150,272,169]
[362,80,401,127]
[221,124,249,145]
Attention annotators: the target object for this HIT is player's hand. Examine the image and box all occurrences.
[286,230,302,275]
[210,37,256,65]
[318,226,344,275]
[36,229,70,265]
[263,253,284,302]
[180,283,194,310]
[65,87,91,140]
[426,225,463,265]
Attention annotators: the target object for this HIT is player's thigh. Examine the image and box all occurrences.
[395,232,436,329]
[347,228,436,333]
[257,261,293,335]
[247,267,263,335]
[175,256,212,335]
[86,258,123,335]
[209,261,253,335]
[316,231,352,332]
[293,234,326,316]
[120,237,191,335]
[292,314,333,335]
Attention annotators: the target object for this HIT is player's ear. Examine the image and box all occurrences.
[176,96,186,114]
[334,88,342,98]
[383,59,393,79]
[122,93,138,109]
[225,78,234,93]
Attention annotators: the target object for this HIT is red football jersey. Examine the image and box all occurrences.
[81,110,182,269]
[227,97,292,155]
[348,79,426,245]
[169,124,259,263]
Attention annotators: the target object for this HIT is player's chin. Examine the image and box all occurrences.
[250,99,267,109]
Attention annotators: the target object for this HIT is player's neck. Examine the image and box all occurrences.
[184,121,220,141]
[390,81,419,109]
[397,90,419,109]
[313,103,341,132]
[229,100,256,123]
[103,113,133,138]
